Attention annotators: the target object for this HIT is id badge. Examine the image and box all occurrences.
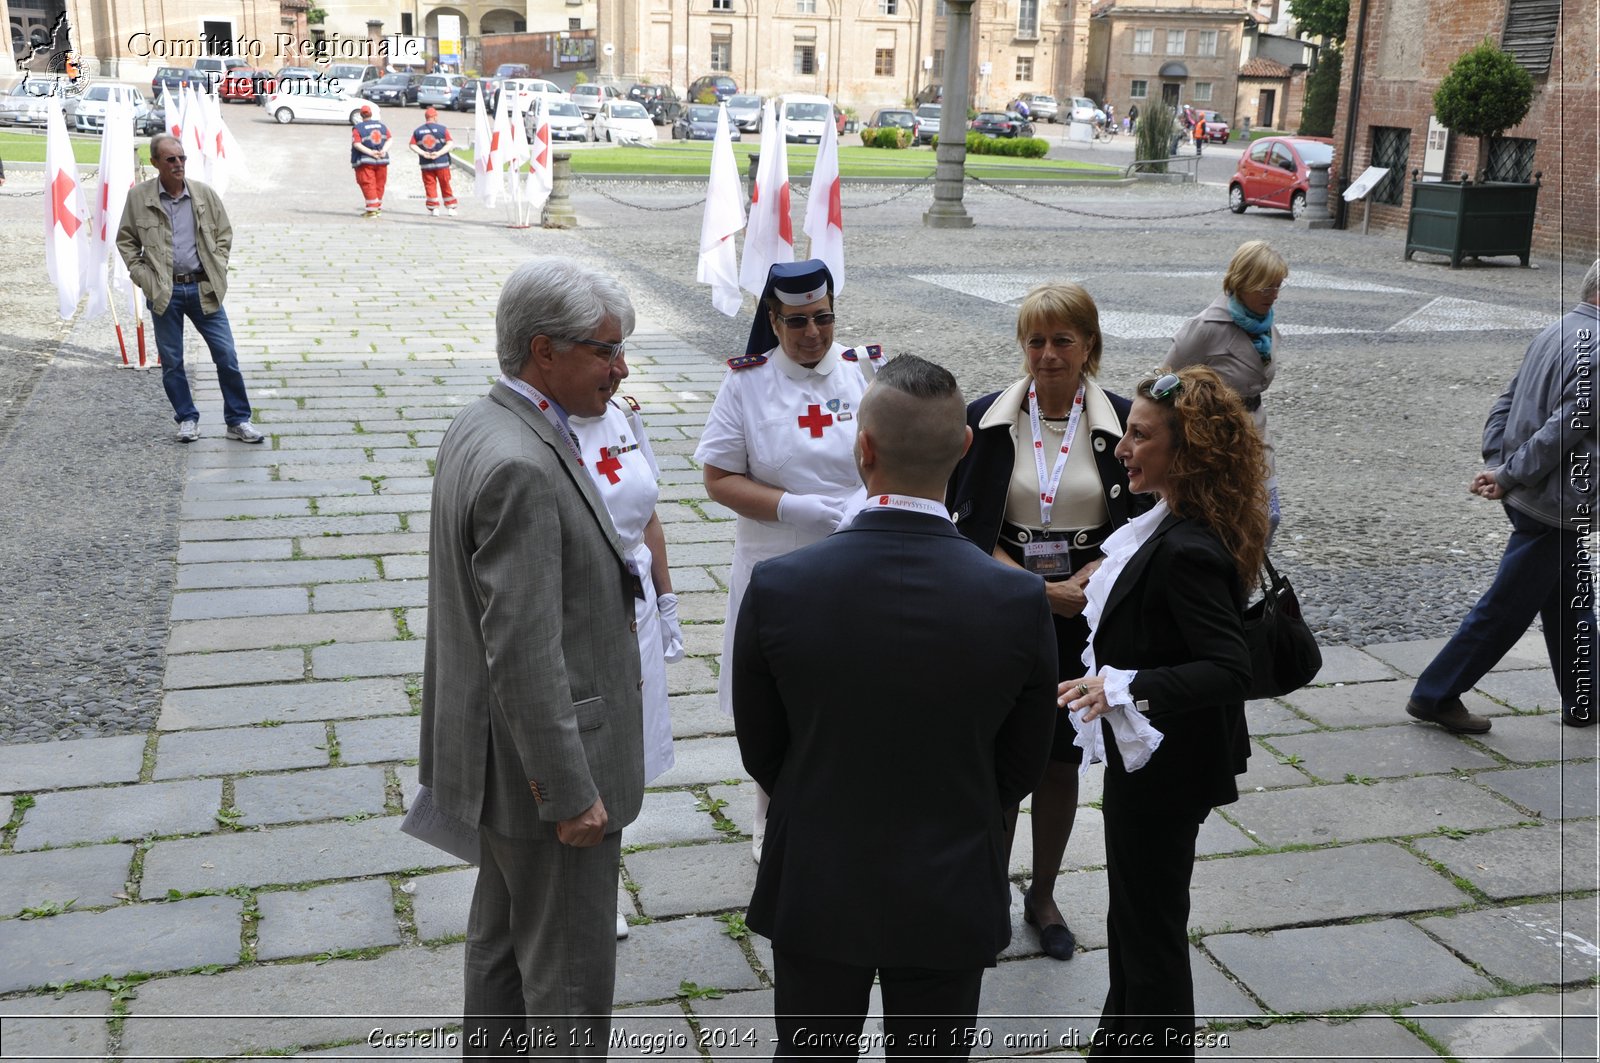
[1023,538,1072,578]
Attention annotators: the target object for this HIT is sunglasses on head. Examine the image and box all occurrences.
[1148,373,1182,401]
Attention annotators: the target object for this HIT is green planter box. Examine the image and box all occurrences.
[1404,178,1539,268]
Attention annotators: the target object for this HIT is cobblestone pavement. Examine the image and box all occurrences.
[0,113,1594,1060]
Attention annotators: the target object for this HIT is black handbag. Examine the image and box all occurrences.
[1242,555,1322,699]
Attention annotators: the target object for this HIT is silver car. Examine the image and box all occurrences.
[724,93,764,133]
[65,83,158,134]
[914,103,941,145]
[0,77,66,127]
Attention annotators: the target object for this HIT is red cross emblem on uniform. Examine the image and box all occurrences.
[595,447,623,484]
[797,404,833,438]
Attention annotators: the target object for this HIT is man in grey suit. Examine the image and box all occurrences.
[421,256,645,1057]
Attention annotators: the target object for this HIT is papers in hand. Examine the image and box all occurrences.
[400,785,481,865]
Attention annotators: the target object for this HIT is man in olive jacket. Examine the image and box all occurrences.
[116,133,262,444]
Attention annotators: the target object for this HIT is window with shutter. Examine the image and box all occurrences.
[1502,0,1558,77]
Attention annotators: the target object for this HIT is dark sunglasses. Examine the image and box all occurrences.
[774,312,836,329]
[1148,373,1182,401]
[163,154,187,163]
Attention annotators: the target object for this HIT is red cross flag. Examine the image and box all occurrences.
[83,95,137,323]
[473,87,501,207]
[697,103,746,317]
[802,103,845,295]
[44,95,88,319]
[524,99,553,216]
[738,99,794,296]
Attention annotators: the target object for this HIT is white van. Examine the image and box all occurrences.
[782,93,832,144]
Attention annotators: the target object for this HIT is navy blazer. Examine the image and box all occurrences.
[732,507,1058,970]
[1095,513,1253,814]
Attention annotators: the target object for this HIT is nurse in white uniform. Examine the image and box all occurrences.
[570,383,685,936]
[695,260,876,862]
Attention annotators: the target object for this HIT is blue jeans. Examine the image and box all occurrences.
[151,282,252,426]
[1414,505,1596,721]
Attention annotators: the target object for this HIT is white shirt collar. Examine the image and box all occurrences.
[772,342,842,381]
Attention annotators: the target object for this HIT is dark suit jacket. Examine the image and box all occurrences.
[420,382,644,839]
[733,507,1058,970]
[1093,513,1252,815]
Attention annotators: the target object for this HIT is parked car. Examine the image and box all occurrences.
[914,83,942,105]
[500,78,567,111]
[219,67,275,103]
[274,66,319,88]
[866,108,918,141]
[1228,135,1334,219]
[628,83,682,125]
[457,77,497,112]
[1195,109,1230,142]
[64,82,161,133]
[151,67,210,98]
[193,56,249,85]
[570,82,622,118]
[593,98,656,143]
[266,87,378,125]
[1015,92,1059,122]
[416,73,466,111]
[325,63,380,97]
[494,63,533,79]
[782,94,832,143]
[530,98,589,142]
[0,76,68,126]
[672,103,739,141]
[361,72,423,107]
[970,110,1035,138]
[1067,96,1098,124]
[913,103,941,145]
[724,93,763,133]
[687,74,738,103]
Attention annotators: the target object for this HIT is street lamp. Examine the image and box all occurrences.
[923,0,975,228]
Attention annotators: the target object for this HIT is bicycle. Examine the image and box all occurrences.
[1092,117,1116,143]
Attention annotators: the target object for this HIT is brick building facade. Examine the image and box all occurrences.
[1084,0,1250,127]
[1329,0,1596,259]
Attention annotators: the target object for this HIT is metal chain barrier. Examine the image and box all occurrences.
[964,171,1235,221]
[790,175,935,209]
[571,172,935,212]
[4,167,102,197]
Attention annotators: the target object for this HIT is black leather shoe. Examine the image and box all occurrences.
[1406,696,1491,735]
[1563,708,1597,728]
[1023,894,1076,961]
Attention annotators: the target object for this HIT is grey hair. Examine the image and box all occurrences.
[495,256,637,376]
[1583,260,1600,304]
[149,133,180,158]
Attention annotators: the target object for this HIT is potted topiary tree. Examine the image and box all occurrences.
[1405,38,1539,267]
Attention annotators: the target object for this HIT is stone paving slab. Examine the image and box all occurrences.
[173,586,310,620]
[119,944,463,1059]
[1205,919,1496,1012]
[316,494,437,515]
[161,677,412,730]
[299,533,433,559]
[0,844,134,916]
[177,538,296,564]
[233,766,389,827]
[0,734,146,793]
[666,657,718,696]
[624,790,727,847]
[683,989,777,1063]
[1264,720,1502,782]
[182,477,375,501]
[1472,713,1598,763]
[1188,842,1469,934]
[613,916,763,1004]
[649,737,750,788]
[1280,679,1505,729]
[1000,872,1111,958]
[669,694,728,739]
[1192,1016,1433,1060]
[14,779,220,850]
[1236,745,1315,790]
[1473,667,1565,712]
[1418,900,1600,987]
[408,867,475,942]
[165,648,306,689]
[1242,698,1319,735]
[178,558,380,590]
[1411,822,1599,901]
[1475,763,1600,819]
[181,497,313,520]
[313,640,426,680]
[0,895,242,993]
[0,990,114,1061]
[1404,987,1597,1062]
[277,462,433,482]
[1308,646,1399,685]
[627,842,758,918]
[337,715,423,765]
[384,554,430,579]
[141,815,458,894]
[168,610,399,654]
[255,879,403,961]
[313,580,431,612]
[1227,774,1530,848]
[1362,635,1545,679]
[153,722,330,780]
[182,515,403,541]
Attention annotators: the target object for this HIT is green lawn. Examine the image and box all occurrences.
[0,130,147,165]
[455,142,1122,180]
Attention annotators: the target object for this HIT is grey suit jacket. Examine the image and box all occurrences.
[420,381,645,839]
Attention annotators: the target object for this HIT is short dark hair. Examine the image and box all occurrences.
[872,353,960,402]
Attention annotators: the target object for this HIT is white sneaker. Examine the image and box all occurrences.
[175,419,199,443]
[226,421,265,444]
[616,911,630,940]
[447,206,458,216]
[428,207,439,216]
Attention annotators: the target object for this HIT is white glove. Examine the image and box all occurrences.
[657,592,685,664]
[776,492,846,535]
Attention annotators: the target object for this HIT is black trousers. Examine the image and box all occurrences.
[773,947,985,1063]
[1090,766,1206,1060]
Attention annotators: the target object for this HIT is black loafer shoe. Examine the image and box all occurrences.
[1406,697,1491,735]
[1023,894,1077,961]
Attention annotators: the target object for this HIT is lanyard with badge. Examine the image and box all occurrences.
[1024,383,1085,578]
[500,375,585,467]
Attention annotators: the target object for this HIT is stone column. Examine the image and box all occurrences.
[545,152,577,228]
[923,0,975,229]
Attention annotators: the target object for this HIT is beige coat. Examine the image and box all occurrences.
[115,177,232,316]
[1167,294,1278,476]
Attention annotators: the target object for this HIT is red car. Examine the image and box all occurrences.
[1228,136,1334,220]
[220,68,276,103]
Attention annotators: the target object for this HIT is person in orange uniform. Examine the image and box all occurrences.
[351,104,391,217]
[409,106,458,217]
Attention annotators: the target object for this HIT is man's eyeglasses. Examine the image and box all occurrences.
[162,154,187,163]
[773,312,836,329]
[1148,373,1183,401]
[566,337,627,365]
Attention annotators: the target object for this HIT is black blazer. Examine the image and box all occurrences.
[946,383,1143,555]
[732,508,1058,970]
[1094,513,1253,814]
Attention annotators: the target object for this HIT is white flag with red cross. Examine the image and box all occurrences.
[697,104,746,317]
[473,88,501,206]
[738,99,793,296]
[83,96,137,322]
[44,96,88,319]
[525,99,553,212]
[802,106,845,295]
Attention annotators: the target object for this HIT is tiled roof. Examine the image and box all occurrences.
[1239,55,1293,77]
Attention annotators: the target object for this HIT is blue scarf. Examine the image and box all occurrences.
[1227,296,1274,361]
